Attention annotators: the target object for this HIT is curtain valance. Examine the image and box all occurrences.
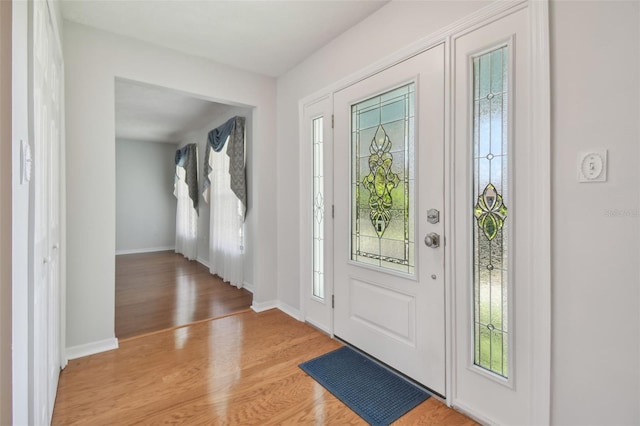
[174,143,199,211]
[203,116,247,217]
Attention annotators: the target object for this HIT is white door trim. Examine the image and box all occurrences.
[526,1,551,423]
[11,1,30,423]
[297,1,550,423]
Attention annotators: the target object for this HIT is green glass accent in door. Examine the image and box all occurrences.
[474,183,507,241]
[363,125,400,238]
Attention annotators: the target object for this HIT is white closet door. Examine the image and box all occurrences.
[33,1,63,423]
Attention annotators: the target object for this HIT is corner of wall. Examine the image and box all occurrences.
[65,338,119,361]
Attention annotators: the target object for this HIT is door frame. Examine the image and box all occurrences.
[298,94,334,334]
[298,0,550,422]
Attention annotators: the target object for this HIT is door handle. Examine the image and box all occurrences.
[424,233,440,248]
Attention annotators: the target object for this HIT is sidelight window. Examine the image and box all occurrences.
[472,46,510,378]
[312,117,325,299]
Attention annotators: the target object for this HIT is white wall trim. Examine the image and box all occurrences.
[66,338,119,360]
[10,1,29,423]
[195,256,210,269]
[277,301,302,321]
[304,317,332,335]
[251,300,278,313]
[528,0,552,423]
[252,301,302,320]
[115,246,175,255]
[242,281,254,294]
[453,401,497,426]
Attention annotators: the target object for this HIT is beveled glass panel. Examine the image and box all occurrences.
[351,83,414,273]
[472,46,509,378]
[312,117,325,299]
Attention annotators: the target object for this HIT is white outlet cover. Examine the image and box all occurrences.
[578,150,607,183]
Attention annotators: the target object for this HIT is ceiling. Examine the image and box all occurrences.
[115,79,238,143]
[67,1,389,144]
[61,0,390,78]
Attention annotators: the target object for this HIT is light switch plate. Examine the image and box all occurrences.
[21,140,32,184]
[578,150,607,183]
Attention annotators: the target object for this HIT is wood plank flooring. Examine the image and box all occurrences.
[53,309,476,425]
[116,251,252,340]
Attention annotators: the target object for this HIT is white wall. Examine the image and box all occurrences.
[276,0,640,424]
[64,21,277,350]
[115,139,177,253]
[276,0,490,317]
[550,1,639,424]
[176,106,255,289]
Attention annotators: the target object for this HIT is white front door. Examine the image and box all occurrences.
[333,44,445,394]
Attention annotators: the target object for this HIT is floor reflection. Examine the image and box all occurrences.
[115,251,252,339]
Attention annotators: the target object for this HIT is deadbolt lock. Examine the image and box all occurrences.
[427,209,440,224]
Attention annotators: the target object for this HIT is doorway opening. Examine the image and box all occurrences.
[114,78,254,340]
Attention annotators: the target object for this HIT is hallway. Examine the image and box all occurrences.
[53,309,476,425]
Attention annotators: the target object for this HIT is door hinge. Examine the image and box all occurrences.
[332,294,335,309]
[331,114,334,129]
[332,205,335,218]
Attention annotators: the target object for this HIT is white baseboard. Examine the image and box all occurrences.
[115,246,174,255]
[196,256,210,268]
[66,337,119,360]
[251,300,278,312]
[251,300,303,322]
[304,317,331,335]
[452,400,496,426]
[277,301,302,321]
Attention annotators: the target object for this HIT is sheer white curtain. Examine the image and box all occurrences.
[205,140,244,287]
[175,163,198,260]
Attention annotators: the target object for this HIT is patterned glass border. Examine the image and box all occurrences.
[472,46,509,378]
[351,83,415,274]
[312,117,325,299]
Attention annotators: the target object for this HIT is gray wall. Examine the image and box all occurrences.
[116,139,177,253]
[0,1,12,423]
[63,21,277,349]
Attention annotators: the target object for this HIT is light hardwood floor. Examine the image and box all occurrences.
[53,309,476,425]
[116,251,253,340]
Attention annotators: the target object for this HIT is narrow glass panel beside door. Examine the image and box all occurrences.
[351,83,415,274]
[472,46,509,378]
[312,117,325,299]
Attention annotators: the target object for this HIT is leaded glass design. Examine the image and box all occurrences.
[312,117,325,299]
[351,83,415,274]
[473,46,509,377]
